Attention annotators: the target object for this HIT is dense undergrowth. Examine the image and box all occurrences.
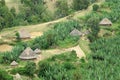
[29,20,81,49]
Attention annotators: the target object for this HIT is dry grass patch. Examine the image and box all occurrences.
[0,44,13,52]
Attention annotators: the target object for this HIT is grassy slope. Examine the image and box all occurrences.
[0,0,104,37]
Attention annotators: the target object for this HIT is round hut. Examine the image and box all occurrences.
[18,29,31,39]
[10,61,18,66]
[99,18,112,26]
[70,28,83,36]
[34,48,41,54]
[19,47,37,60]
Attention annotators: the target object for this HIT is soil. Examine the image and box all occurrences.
[0,44,13,52]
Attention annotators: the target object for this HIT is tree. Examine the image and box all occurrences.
[93,4,99,11]
[55,0,70,18]
[0,0,5,6]
[73,0,89,10]
[87,17,100,42]
[15,32,21,41]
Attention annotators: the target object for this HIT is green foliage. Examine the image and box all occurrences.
[10,67,26,75]
[0,69,13,80]
[1,45,24,64]
[0,0,15,30]
[24,61,36,76]
[55,0,70,18]
[73,0,89,10]
[10,61,36,77]
[79,35,120,80]
[92,4,99,11]
[57,36,79,48]
[15,32,21,42]
[87,16,100,42]
[37,51,79,80]
[30,20,81,49]
[49,50,78,62]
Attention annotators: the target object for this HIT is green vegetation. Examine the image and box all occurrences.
[37,51,80,80]
[73,0,89,10]
[55,0,71,18]
[0,0,120,80]
[92,4,99,11]
[79,35,120,80]
[30,20,81,49]
[0,69,13,80]
[10,61,36,77]
[0,45,24,64]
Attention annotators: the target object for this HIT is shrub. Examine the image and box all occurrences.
[92,4,99,11]
[1,45,24,63]
[0,69,13,80]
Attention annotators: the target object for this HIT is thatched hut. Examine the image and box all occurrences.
[99,18,112,26]
[70,29,83,36]
[19,47,37,60]
[34,48,41,54]
[10,61,18,66]
[18,29,31,39]
[14,73,22,80]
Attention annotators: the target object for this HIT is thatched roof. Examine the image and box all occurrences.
[34,48,41,54]
[83,30,90,35]
[14,73,22,80]
[70,29,83,36]
[19,47,37,60]
[18,29,31,39]
[99,18,112,25]
[10,61,18,66]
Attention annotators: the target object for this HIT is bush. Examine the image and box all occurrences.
[10,61,36,77]
[30,20,81,49]
[0,69,13,80]
[1,45,24,63]
[92,4,99,11]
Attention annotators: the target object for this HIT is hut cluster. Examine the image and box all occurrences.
[19,47,41,60]
[10,47,41,67]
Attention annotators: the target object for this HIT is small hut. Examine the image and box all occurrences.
[34,48,41,54]
[70,29,83,36]
[10,61,18,66]
[83,30,90,35]
[99,18,112,26]
[19,47,37,60]
[18,29,31,39]
[14,73,22,80]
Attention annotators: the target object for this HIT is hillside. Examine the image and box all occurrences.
[0,0,120,80]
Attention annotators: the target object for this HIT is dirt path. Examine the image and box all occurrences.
[35,45,85,63]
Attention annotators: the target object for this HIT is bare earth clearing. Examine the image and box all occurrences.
[0,44,12,52]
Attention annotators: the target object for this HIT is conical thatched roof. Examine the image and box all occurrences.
[34,48,41,54]
[10,61,18,66]
[14,73,22,80]
[19,47,37,60]
[99,18,112,26]
[70,29,83,36]
[18,29,31,39]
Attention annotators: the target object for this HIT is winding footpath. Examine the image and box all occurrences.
[35,45,85,63]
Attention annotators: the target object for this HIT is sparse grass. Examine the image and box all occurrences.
[79,39,91,54]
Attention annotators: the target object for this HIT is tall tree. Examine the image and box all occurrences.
[55,0,70,18]
[73,0,89,10]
